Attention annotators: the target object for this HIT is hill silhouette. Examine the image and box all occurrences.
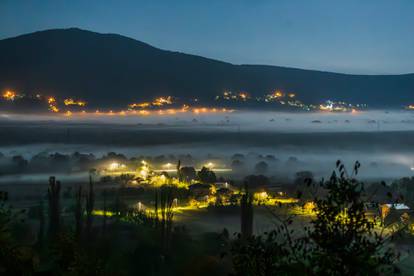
[0,28,413,108]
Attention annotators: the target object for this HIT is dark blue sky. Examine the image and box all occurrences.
[1,0,413,74]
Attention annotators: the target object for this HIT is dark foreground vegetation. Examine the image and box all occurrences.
[0,161,411,275]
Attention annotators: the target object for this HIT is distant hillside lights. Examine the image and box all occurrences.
[49,105,59,113]
[264,91,305,108]
[1,89,367,114]
[47,97,59,113]
[216,90,298,104]
[2,90,61,112]
[129,102,150,109]
[214,90,368,112]
[264,90,286,101]
[64,98,86,107]
[319,101,335,111]
[238,92,250,101]
[263,90,295,102]
[319,100,366,112]
[216,89,310,110]
[43,95,86,113]
[216,91,251,101]
[47,97,56,104]
[0,90,234,116]
[152,96,173,106]
[128,96,173,109]
[2,90,17,101]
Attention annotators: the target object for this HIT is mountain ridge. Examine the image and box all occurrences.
[6,28,413,76]
[1,28,413,108]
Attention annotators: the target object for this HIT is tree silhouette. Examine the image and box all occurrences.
[48,176,61,239]
[197,166,217,184]
[74,186,83,240]
[240,184,253,239]
[102,189,107,236]
[231,161,399,275]
[0,196,36,274]
[179,166,196,183]
[37,200,45,248]
[254,161,268,175]
[307,161,398,275]
[85,174,95,239]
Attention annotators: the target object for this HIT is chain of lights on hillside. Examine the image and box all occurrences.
[1,90,234,116]
[3,89,412,115]
[215,90,369,112]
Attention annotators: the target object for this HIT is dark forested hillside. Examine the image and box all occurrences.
[1,28,413,108]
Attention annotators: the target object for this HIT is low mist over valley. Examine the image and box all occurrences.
[1,110,414,182]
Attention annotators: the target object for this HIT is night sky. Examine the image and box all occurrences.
[1,0,413,74]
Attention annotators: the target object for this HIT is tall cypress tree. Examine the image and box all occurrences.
[74,186,83,240]
[85,175,95,239]
[240,183,253,239]
[48,176,61,239]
